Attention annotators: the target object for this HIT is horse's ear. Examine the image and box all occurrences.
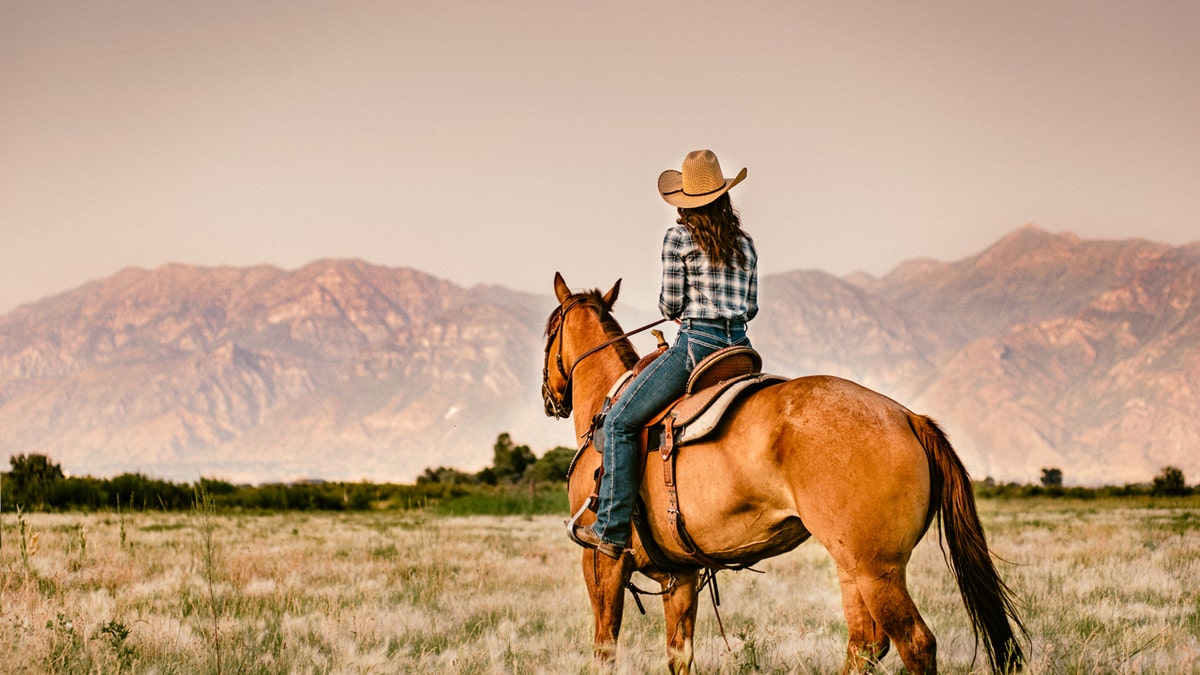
[602,279,621,310]
[554,272,571,303]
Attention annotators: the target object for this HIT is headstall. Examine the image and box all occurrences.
[542,296,667,419]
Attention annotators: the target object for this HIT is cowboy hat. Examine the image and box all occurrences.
[658,149,747,209]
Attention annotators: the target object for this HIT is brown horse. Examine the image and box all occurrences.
[542,273,1025,674]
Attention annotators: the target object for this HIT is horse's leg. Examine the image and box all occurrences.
[644,569,700,675]
[850,561,936,674]
[836,565,891,674]
[583,549,635,663]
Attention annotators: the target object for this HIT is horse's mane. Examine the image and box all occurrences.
[545,289,640,370]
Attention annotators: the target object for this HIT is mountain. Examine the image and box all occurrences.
[753,225,1200,484]
[754,269,947,401]
[0,260,570,483]
[1,226,1197,485]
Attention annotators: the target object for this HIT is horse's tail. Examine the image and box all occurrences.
[908,413,1027,674]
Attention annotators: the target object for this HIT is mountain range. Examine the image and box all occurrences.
[0,260,563,482]
[2,225,1196,485]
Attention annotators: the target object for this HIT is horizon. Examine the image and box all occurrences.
[4,223,1196,318]
[5,450,1178,490]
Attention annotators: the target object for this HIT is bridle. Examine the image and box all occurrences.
[542,296,587,419]
[542,297,668,419]
[542,296,667,419]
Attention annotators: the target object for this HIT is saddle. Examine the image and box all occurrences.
[610,345,782,449]
[590,344,787,569]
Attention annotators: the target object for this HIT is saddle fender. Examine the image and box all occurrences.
[579,346,787,569]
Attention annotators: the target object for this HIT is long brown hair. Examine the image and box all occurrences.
[676,193,748,268]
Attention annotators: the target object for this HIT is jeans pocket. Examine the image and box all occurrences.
[683,332,725,370]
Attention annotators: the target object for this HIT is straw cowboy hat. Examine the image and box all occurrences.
[658,149,747,209]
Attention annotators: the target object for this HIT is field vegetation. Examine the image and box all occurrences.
[1,494,1198,673]
[3,441,1198,673]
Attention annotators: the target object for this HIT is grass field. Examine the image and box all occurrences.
[2,497,1198,674]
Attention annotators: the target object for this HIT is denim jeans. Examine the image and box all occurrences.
[591,319,750,547]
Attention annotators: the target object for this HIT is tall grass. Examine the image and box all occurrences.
[0,497,1196,673]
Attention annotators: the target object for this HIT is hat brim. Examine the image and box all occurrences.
[658,167,747,208]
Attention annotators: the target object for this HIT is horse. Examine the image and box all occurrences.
[541,273,1026,675]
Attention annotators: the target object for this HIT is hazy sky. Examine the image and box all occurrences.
[2,1,1198,316]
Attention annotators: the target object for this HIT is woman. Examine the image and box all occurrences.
[573,149,758,559]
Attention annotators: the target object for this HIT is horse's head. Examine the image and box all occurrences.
[542,272,621,419]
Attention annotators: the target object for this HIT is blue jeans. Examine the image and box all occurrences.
[591,319,750,547]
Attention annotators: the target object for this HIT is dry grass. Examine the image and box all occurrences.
[1,498,1198,673]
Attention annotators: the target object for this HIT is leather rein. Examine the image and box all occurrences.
[543,296,668,419]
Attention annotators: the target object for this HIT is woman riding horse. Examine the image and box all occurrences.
[572,149,758,560]
[543,152,1026,672]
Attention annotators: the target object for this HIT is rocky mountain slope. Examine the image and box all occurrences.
[0,260,568,482]
[1,226,1196,485]
[753,226,1200,484]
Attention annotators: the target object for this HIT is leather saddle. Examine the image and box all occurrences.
[589,345,786,570]
[607,345,785,455]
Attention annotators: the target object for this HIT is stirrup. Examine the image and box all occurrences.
[564,496,594,547]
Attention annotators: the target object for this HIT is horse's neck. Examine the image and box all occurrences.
[569,333,633,441]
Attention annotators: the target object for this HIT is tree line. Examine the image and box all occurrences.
[2,442,1192,514]
[973,465,1192,499]
[1,433,575,513]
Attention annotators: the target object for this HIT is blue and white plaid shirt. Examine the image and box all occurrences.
[658,224,758,322]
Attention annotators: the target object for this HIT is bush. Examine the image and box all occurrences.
[1040,467,1063,487]
[1152,466,1189,497]
[527,446,576,482]
[417,466,478,485]
[108,473,193,510]
[489,433,537,484]
[5,453,65,510]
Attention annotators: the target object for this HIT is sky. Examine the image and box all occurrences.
[2,1,1198,316]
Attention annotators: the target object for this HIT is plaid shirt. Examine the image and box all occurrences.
[658,224,758,322]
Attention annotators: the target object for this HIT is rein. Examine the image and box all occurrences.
[543,296,668,419]
[568,316,669,382]
[625,569,734,652]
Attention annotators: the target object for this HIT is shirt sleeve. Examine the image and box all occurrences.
[658,227,687,320]
[744,235,759,321]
